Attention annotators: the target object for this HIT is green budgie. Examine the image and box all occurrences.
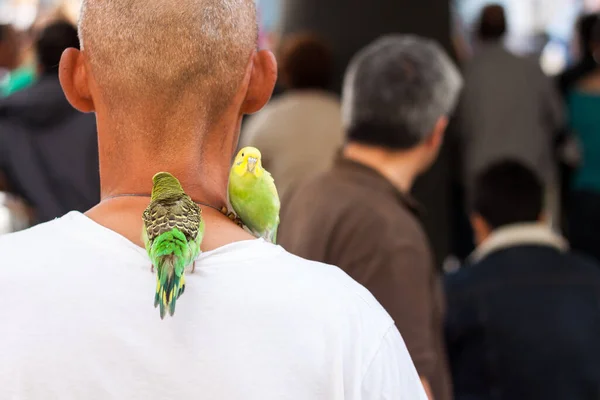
[142,172,205,319]
[228,147,280,243]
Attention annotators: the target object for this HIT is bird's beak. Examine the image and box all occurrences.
[247,157,257,173]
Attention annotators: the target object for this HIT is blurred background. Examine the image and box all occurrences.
[4,0,600,72]
[2,0,600,259]
[455,0,600,74]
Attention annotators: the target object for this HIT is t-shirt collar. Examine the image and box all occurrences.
[63,211,279,265]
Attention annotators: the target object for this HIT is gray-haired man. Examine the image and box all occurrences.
[280,35,463,400]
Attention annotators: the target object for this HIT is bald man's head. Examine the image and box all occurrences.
[78,0,258,120]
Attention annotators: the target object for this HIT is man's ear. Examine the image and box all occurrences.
[424,116,448,150]
[59,48,95,113]
[241,49,277,115]
[470,212,492,246]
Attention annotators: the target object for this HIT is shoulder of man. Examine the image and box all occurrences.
[281,167,345,212]
[277,246,394,317]
[277,249,400,373]
[0,216,71,262]
[365,192,431,258]
[445,252,512,302]
[562,251,600,279]
[316,192,432,290]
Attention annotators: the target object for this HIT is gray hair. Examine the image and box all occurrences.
[342,35,463,149]
[79,0,257,124]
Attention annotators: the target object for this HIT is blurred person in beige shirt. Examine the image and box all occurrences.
[240,33,343,203]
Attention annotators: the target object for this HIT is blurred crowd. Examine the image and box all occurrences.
[0,8,98,231]
[2,2,600,399]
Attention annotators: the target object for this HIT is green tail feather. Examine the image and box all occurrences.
[153,273,186,317]
[154,257,185,319]
[151,229,190,319]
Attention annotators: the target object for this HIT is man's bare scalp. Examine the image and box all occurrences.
[79,0,258,123]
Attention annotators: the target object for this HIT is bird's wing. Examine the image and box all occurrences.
[178,196,202,241]
[264,170,280,205]
[143,196,201,243]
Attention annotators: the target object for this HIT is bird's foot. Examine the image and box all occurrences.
[228,212,244,228]
[220,206,244,227]
[191,260,196,274]
[151,264,154,273]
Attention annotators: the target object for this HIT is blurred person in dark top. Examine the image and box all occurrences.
[558,13,600,98]
[446,160,600,400]
[240,33,343,203]
[0,20,99,224]
[554,14,600,233]
[0,24,20,95]
[0,25,18,69]
[0,24,37,97]
[0,26,27,186]
[457,4,564,227]
[279,35,463,400]
[564,18,600,263]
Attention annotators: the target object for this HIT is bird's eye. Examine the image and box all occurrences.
[242,153,245,157]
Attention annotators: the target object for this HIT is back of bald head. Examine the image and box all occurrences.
[79,0,258,122]
[477,4,506,41]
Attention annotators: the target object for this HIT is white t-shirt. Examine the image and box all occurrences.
[0,212,426,400]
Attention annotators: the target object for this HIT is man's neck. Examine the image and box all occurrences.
[99,153,229,211]
[96,110,241,206]
[87,114,255,250]
[342,143,420,193]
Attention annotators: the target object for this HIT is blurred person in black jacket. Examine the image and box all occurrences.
[446,161,600,400]
[0,20,99,224]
